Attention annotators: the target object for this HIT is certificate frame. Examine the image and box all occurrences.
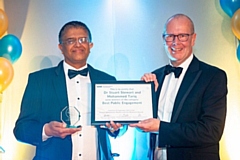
[91,80,155,125]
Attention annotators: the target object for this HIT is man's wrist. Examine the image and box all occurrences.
[42,123,52,141]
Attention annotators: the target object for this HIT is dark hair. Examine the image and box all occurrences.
[58,21,92,43]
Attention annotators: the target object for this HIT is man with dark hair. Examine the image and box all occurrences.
[130,14,227,160]
[14,21,123,160]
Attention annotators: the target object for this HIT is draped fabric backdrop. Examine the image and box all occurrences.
[0,0,240,159]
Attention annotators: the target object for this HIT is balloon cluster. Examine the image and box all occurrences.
[220,0,240,61]
[0,9,22,93]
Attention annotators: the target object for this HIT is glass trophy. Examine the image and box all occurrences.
[61,106,81,128]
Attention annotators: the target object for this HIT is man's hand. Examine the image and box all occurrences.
[129,118,160,132]
[141,73,159,91]
[105,121,122,133]
[44,121,81,139]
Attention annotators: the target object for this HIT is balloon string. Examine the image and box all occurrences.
[0,93,3,154]
[0,93,2,103]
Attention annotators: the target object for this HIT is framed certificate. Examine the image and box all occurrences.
[91,80,155,125]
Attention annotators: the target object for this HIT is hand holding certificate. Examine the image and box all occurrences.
[91,81,155,125]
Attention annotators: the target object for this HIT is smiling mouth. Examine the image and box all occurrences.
[73,48,85,53]
[171,47,182,52]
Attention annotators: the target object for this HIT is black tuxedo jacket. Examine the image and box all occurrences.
[14,61,116,160]
[150,56,227,160]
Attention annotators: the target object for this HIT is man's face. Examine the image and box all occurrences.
[58,27,93,69]
[163,17,196,66]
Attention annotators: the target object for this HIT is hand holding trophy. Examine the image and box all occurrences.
[61,106,81,128]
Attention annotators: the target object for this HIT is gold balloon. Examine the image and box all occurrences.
[0,9,8,37]
[231,9,240,40]
[0,57,14,93]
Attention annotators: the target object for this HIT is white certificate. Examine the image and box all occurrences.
[91,81,154,125]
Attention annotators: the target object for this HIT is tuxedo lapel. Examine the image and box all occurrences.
[88,64,103,81]
[154,68,166,118]
[53,61,69,110]
[171,57,202,122]
[88,64,97,81]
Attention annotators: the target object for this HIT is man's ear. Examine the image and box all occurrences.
[89,42,94,49]
[58,44,63,51]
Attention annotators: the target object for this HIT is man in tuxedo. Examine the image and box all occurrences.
[13,21,123,160]
[130,14,227,160]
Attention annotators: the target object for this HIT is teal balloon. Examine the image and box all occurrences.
[220,0,240,17]
[0,34,22,63]
[237,45,240,62]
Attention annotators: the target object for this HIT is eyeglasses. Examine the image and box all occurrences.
[163,33,194,42]
[60,37,90,45]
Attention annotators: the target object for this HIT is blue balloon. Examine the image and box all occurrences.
[0,34,22,63]
[237,45,240,62]
[220,0,240,17]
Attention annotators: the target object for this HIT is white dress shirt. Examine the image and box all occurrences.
[64,62,98,160]
[42,61,98,160]
[154,54,193,160]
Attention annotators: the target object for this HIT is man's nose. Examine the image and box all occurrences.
[75,39,83,46]
[172,35,179,42]
[172,35,180,45]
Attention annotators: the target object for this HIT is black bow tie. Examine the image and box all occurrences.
[68,68,88,79]
[164,65,183,78]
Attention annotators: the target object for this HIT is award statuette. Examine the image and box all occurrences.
[60,106,81,128]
